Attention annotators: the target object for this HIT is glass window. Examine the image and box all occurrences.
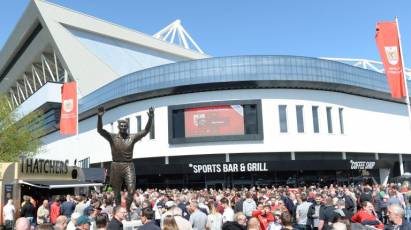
[296,105,304,133]
[326,107,333,133]
[150,112,155,140]
[279,105,288,133]
[136,115,142,132]
[79,157,90,168]
[312,106,319,133]
[126,118,130,133]
[339,108,344,134]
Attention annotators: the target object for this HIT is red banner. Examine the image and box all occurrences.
[60,82,77,135]
[375,21,406,99]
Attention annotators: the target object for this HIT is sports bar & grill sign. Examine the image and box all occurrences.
[189,162,268,173]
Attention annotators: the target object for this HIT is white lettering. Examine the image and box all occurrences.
[223,163,238,172]
[190,162,268,173]
[240,163,245,172]
[350,160,376,170]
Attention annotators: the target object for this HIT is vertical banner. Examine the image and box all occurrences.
[375,21,406,99]
[60,82,77,135]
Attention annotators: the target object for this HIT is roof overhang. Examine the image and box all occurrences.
[18,179,103,189]
[0,0,209,97]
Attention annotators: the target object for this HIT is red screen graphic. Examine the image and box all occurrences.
[184,105,245,137]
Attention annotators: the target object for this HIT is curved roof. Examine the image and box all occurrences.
[79,55,404,119]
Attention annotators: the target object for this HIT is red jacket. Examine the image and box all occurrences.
[50,202,61,224]
[351,209,383,229]
[252,210,275,230]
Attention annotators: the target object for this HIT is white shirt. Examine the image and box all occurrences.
[222,207,234,223]
[3,203,15,221]
[207,213,222,230]
[67,221,76,230]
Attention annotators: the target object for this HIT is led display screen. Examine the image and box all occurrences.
[184,105,245,137]
[169,100,263,144]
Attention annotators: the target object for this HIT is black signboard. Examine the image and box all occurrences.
[133,157,394,176]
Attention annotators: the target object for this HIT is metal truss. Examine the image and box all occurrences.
[321,57,411,80]
[153,19,204,54]
[8,50,69,110]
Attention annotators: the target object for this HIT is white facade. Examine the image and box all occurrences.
[39,88,411,164]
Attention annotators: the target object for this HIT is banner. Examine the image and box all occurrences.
[375,21,406,99]
[60,82,77,135]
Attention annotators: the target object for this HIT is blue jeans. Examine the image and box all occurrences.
[26,217,35,226]
[4,220,14,230]
[406,207,411,223]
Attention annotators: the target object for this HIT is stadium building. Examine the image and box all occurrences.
[1,0,411,189]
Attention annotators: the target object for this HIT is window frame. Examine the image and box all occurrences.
[296,105,304,133]
[326,106,333,134]
[312,106,320,133]
[278,105,288,133]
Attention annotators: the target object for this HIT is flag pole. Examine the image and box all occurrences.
[395,16,411,175]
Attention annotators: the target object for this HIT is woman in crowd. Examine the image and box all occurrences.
[163,215,179,230]
[207,200,223,230]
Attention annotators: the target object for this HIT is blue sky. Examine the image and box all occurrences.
[1,1,411,67]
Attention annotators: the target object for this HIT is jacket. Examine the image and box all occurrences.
[243,199,256,217]
[252,210,275,230]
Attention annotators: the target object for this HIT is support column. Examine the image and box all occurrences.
[399,154,404,175]
[379,168,390,185]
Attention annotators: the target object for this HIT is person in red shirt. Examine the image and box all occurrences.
[351,201,384,229]
[50,197,61,224]
[252,204,275,230]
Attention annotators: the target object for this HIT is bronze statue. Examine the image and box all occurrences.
[97,106,154,211]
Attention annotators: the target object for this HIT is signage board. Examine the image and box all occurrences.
[19,157,69,175]
[189,162,268,173]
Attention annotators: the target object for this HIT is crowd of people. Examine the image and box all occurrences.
[3,182,411,230]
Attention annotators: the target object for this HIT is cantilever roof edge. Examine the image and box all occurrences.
[33,0,209,60]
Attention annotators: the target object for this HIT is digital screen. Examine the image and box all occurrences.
[184,105,245,137]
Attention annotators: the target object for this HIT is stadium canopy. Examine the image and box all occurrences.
[0,0,208,109]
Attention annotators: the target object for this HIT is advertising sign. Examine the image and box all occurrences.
[184,105,245,137]
[189,162,268,173]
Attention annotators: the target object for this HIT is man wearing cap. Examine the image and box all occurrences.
[67,212,81,230]
[75,215,91,230]
[161,201,176,227]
